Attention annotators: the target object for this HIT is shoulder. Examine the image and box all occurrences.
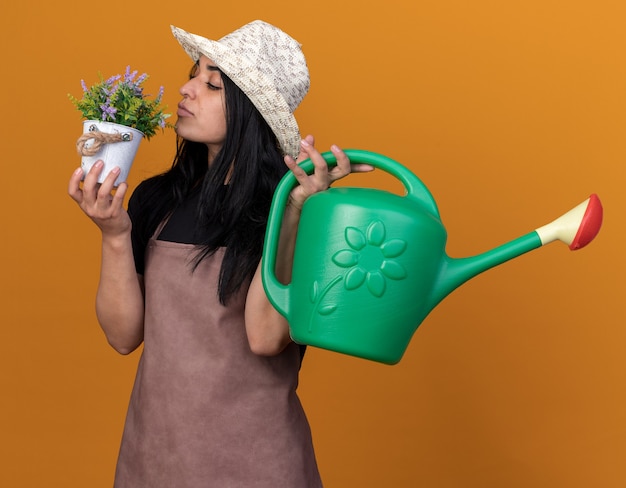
[128,176,165,217]
[129,176,161,205]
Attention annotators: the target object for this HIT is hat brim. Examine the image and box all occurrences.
[171,25,301,159]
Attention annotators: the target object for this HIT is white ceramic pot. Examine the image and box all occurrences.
[79,120,144,186]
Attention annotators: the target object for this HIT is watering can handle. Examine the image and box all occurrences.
[262,149,439,318]
[313,149,439,215]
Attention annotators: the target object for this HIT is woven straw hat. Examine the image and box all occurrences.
[171,21,310,158]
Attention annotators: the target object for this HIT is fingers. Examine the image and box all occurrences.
[301,139,331,180]
[293,134,315,164]
[96,166,121,210]
[283,138,324,185]
[350,163,375,174]
[328,144,351,180]
[80,160,104,207]
[286,139,350,187]
[68,167,84,203]
[112,182,128,211]
[302,142,352,184]
[69,160,125,214]
[283,139,376,212]
[326,145,374,177]
[68,160,131,235]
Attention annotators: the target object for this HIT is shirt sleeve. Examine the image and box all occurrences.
[128,182,149,276]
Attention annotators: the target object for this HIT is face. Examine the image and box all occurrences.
[176,55,227,159]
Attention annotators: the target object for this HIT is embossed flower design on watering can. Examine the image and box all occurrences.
[309,220,408,332]
[333,220,408,295]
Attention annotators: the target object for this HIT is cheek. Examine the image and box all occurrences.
[197,102,227,142]
[212,102,227,133]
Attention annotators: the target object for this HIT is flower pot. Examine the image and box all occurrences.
[77,120,144,186]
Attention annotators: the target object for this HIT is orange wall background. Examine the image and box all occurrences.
[1,0,624,486]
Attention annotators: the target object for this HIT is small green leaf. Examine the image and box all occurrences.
[310,281,319,302]
[318,304,337,316]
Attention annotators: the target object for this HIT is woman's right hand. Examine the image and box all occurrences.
[68,161,131,237]
[68,160,145,354]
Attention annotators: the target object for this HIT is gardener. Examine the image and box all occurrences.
[68,20,372,487]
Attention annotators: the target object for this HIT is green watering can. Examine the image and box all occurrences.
[262,150,603,364]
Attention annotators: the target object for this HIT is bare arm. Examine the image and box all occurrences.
[245,199,302,355]
[245,137,374,355]
[68,162,145,354]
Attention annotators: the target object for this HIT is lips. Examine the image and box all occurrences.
[177,103,193,117]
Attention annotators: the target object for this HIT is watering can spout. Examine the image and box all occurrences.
[428,194,604,310]
[428,232,544,311]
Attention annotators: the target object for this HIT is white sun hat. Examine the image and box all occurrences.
[171,20,310,159]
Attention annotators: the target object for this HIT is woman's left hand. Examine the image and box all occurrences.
[283,135,374,210]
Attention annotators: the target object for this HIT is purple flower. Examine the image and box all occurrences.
[124,66,138,82]
[106,74,121,85]
[129,73,147,97]
[80,79,88,92]
[100,103,118,121]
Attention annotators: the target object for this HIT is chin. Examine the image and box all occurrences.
[174,125,192,141]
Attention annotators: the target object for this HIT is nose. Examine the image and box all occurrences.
[179,78,195,98]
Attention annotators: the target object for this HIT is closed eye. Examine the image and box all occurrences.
[188,59,222,90]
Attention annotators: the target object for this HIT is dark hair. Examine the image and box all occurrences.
[132,68,287,305]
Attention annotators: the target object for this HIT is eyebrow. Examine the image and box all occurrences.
[195,60,221,73]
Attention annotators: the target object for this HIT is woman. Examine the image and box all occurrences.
[68,20,372,487]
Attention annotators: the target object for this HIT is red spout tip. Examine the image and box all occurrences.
[569,194,603,250]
